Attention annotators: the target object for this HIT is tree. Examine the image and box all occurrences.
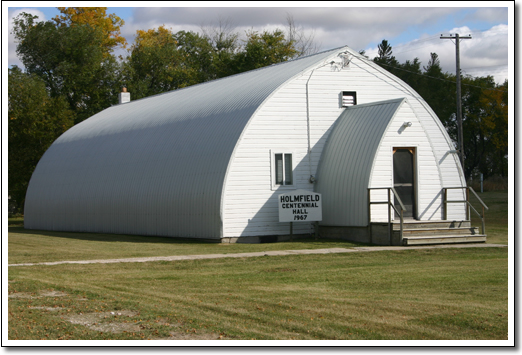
[285,14,319,57]
[123,26,303,98]
[373,39,400,79]
[8,66,75,212]
[53,7,127,56]
[174,30,219,84]
[416,53,457,130]
[122,25,184,99]
[200,18,240,78]
[12,10,122,123]
[461,76,508,179]
[374,39,398,66]
[233,29,299,73]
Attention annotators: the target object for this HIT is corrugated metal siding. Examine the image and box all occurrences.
[24,48,344,238]
[315,99,404,226]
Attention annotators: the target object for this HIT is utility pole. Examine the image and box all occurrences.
[440,33,472,175]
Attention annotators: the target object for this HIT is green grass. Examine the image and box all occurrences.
[8,227,365,265]
[7,190,510,341]
[8,248,508,340]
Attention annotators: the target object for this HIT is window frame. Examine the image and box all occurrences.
[270,150,295,190]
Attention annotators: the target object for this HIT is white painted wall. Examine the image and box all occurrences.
[222,50,466,238]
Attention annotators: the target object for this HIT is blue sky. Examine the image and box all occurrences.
[5,3,513,83]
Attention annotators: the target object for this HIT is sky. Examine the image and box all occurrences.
[3,2,513,84]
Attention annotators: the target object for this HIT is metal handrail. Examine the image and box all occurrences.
[443,187,488,235]
[368,187,407,245]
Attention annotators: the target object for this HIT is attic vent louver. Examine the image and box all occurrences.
[341,91,357,107]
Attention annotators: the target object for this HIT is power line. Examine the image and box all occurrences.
[440,33,472,172]
[386,27,507,57]
[374,61,507,92]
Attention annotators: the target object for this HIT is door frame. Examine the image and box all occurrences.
[392,146,418,219]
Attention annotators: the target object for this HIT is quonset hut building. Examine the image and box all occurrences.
[24,46,485,245]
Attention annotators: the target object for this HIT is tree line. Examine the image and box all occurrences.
[8,7,508,213]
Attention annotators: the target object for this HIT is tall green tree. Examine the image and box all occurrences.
[123,26,301,99]
[122,26,184,99]
[53,7,127,55]
[12,10,122,123]
[374,39,398,67]
[232,29,299,73]
[8,66,75,212]
[461,76,508,179]
[417,53,457,129]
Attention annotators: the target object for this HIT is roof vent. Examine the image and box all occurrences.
[119,87,130,104]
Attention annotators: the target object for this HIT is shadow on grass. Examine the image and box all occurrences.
[8,226,217,245]
[8,225,371,248]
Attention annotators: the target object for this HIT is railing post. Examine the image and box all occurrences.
[482,206,486,235]
[388,188,392,245]
[444,186,488,237]
[400,208,404,245]
[466,188,470,221]
[368,189,372,244]
[443,188,447,220]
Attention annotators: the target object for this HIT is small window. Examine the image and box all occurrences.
[342,91,357,107]
[274,153,293,186]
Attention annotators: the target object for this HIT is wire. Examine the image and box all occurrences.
[373,61,508,93]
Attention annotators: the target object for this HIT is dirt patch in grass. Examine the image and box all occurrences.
[64,311,222,339]
[28,306,64,311]
[8,290,69,299]
[65,310,141,334]
[39,290,69,298]
[8,292,36,299]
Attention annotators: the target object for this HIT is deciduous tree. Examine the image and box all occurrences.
[8,67,75,212]
[233,29,299,73]
[12,10,122,123]
[53,7,127,55]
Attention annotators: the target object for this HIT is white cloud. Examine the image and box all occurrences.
[6,6,509,84]
[466,7,508,23]
[7,8,47,68]
[364,24,508,84]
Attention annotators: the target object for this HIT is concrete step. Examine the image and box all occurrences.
[400,227,480,236]
[403,235,487,246]
[392,220,471,230]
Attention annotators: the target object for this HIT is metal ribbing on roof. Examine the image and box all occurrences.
[315,98,405,227]
[24,47,345,238]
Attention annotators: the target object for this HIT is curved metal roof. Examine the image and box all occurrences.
[315,98,405,227]
[24,47,345,238]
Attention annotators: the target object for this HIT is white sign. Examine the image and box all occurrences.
[278,190,322,222]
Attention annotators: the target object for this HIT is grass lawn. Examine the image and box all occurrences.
[8,248,508,341]
[7,190,510,342]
